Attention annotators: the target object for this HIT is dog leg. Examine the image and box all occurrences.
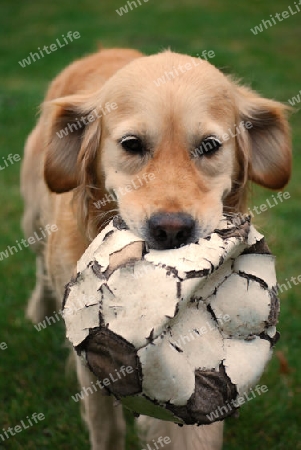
[26,254,57,323]
[21,125,58,323]
[137,416,223,450]
[75,357,126,450]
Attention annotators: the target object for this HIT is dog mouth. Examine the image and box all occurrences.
[112,214,200,250]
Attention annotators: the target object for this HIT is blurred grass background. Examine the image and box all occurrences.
[0,0,300,448]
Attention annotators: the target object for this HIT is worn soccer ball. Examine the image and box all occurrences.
[63,214,279,425]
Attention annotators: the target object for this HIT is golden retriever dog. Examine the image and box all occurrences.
[21,47,291,450]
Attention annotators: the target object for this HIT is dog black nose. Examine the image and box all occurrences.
[148,213,196,249]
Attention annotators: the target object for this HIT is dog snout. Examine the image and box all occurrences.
[147,212,196,249]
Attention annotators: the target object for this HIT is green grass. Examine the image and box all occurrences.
[0,0,300,448]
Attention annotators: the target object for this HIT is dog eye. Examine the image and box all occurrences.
[193,136,222,158]
[120,135,145,155]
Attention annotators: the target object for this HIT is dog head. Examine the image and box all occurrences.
[44,50,291,249]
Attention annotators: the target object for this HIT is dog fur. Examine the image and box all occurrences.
[21,47,291,449]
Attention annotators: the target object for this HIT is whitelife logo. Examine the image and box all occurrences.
[142,436,171,450]
[288,89,301,106]
[172,314,231,350]
[250,2,301,35]
[273,272,301,295]
[206,384,268,421]
[55,102,118,139]
[0,412,45,443]
[18,31,81,68]
[0,224,58,261]
[247,191,290,218]
[0,153,21,171]
[153,51,215,87]
[71,366,134,402]
[0,342,8,351]
[34,293,88,332]
[191,121,253,159]
[93,173,155,209]
[116,0,150,16]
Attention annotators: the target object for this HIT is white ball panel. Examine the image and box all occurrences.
[77,220,115,272]
[138,337,196,405]
[209,274,271,336]
[94,230,144,272]
[101,264,180,348]
[64,304,100,347]
[233,254,277,289]
[223,338,271,394]
[166,303,224,371]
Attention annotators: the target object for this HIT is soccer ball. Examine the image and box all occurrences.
[63,214,279,425]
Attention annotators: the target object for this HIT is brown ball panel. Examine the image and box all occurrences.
[166,364,238,425]
[85,328,142,397]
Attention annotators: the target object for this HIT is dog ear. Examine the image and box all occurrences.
[43,94,101,193]
[235,85,292,189]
